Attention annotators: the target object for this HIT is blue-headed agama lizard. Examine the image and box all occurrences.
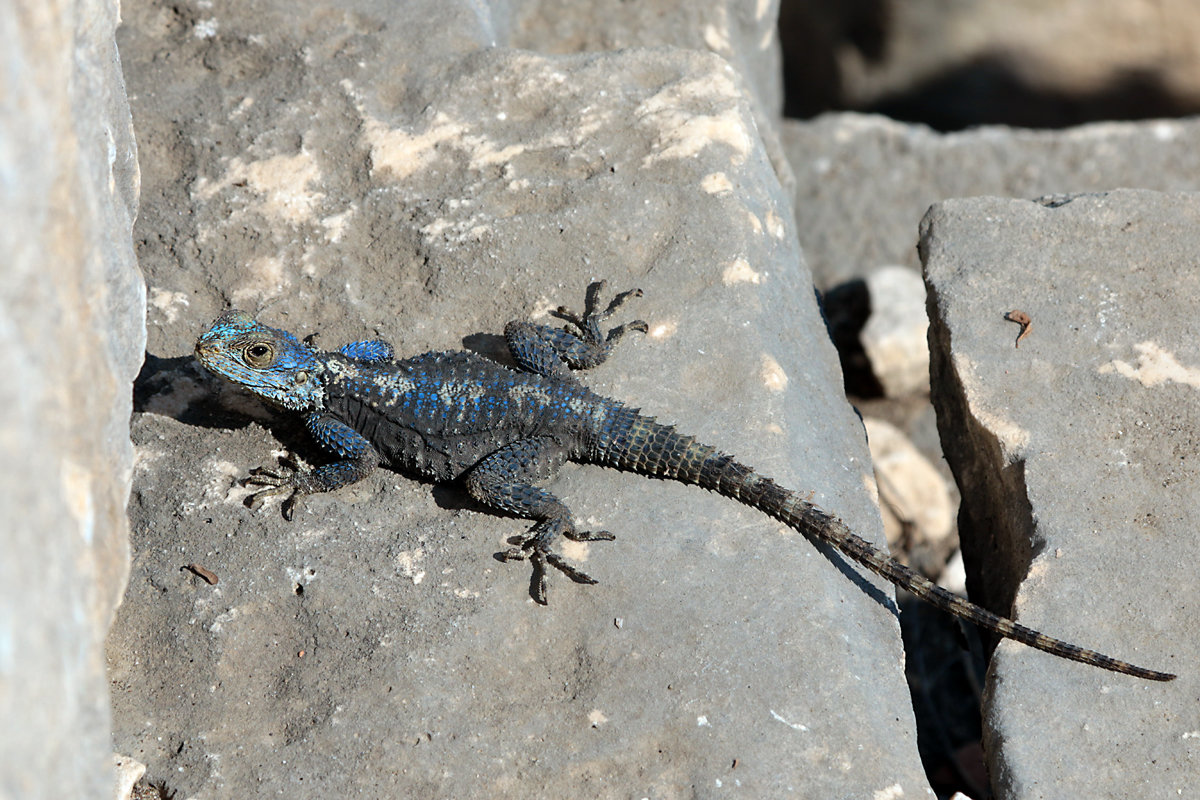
[195,282,1175,681]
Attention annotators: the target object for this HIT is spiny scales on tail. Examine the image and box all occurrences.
[194,282,1175,682]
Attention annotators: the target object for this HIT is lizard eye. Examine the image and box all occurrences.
[243,342,274,368]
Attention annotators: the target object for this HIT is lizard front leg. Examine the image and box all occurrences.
[244,413,380,519]
[464,437,614,603]
[301,330,395,364]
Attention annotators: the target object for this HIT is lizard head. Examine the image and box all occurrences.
[195,311,325,412]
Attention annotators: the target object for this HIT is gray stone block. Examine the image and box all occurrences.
[923,190,1194,799]
[0,1,143,798]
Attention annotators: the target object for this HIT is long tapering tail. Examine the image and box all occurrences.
[593,409,1175,681]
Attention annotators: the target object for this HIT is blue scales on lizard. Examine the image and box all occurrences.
[195,282,1175,681]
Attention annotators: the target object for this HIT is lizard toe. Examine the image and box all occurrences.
[563,528,615,542]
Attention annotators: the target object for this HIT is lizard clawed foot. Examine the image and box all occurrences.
[497,517,615,604]
[242,466,302,520]
[552,281,648,347]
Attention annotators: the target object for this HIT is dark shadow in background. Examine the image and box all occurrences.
[779,0,890,119]
[866,59,1200,131]
[779,0,1200,130]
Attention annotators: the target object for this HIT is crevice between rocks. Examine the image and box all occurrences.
[923,271,1040,651]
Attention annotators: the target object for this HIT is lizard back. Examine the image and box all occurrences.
[321,349,607,482]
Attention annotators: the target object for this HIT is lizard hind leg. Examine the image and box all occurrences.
[504,281,648,379]
[465,437,614,603]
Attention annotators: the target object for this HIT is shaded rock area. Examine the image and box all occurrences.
[922,191,1198,799]
[109,1,930,798]
[0,2,144,799]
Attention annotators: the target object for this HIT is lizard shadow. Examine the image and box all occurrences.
[460,331,515,366]
[134,351,328,465]
[134,352,241,428]
[811,538,900,617]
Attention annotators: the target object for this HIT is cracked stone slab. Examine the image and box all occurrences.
[111,2,932,796]
[922,190,1198,799]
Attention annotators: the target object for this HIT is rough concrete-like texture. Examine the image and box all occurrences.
[509,0,783,117]
[110,2,931,797]
[0,2,144,799]
[922,190,1197,799]
[783,113,1200,287]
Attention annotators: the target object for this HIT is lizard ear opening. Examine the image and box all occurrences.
[243,342,275,369]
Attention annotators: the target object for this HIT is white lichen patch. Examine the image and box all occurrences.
[194,18,218,38]
[745,210,763,234]
[362,112,467,180]
[60,459,95,545]
[701,172,733,194]
[193,150,325,226]
[320,206,356,243]
[362,106,534,181]
[760,354,788,393]
[203,458,254,506]
[764,210,786,239]
[560,539,590,562]
[759,23,776,50]
[637,72,752,167]
[231,254,288,307]
[209,607,240,634]
[465,140,527,170]
[419,213,494,245]
[529,296,561,320]
[133,446,167,474]
[872,784,906,800]
[1098,341,1200,390]
[230,96,254,119]
[649,318,679,339]
[702,7,731,53]
[394,549,426,585]
[149,287,190,323]
[721,258,761,285]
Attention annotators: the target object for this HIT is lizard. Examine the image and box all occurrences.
[194,281,1175,682]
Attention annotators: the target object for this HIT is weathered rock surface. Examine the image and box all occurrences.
[784,113,1200,287]
[110,1,930,797]
[508,0,784,119]
[0,2,143,799]
[923,190,1197,799]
